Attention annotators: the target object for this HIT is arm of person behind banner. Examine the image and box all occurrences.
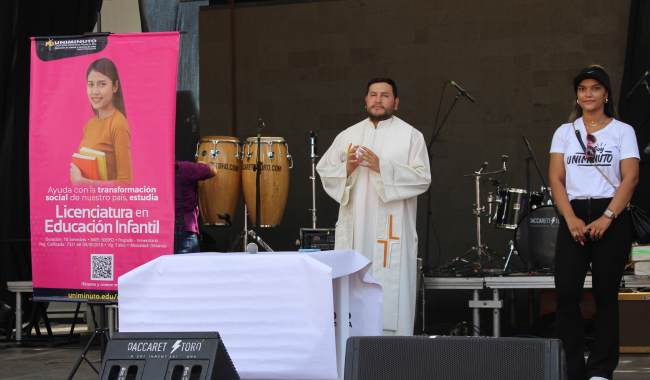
[196,161,217,179]
[370,132,431,203]
[316,134,360,205]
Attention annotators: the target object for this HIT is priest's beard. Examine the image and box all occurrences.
[367,105,394,122]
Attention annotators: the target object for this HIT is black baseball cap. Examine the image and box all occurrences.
[573,67,611,94]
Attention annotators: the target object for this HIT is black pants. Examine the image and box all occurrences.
[555,198,631,380]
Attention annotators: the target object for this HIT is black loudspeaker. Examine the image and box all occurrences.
[344,336,566,380]
[97,332,239,380]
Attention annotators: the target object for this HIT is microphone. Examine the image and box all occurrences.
[478,161,488,173]
[184,115,195,124]
[310,131,318,158]
[451,81,476,103]
[257,118,265,135]
[626,71,649,98]
[247,242,258,254]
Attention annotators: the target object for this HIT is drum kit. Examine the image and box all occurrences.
[195,122,293,252]
[450,137,560,272]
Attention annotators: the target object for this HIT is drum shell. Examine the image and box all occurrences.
[196,137,242,226]
[530,192,544,207]
[242,138,290,227]
[515,206,560,271]
[492,188,527,230]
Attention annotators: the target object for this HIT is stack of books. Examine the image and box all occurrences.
[71,147,107,180]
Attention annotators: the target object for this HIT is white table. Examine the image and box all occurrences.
[118,250,382,380]
[6,281,32,341]
[424,275,650,337]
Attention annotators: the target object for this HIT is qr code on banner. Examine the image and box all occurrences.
[91,254,114,281]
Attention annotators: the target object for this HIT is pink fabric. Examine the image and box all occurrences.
[29,33,179,298]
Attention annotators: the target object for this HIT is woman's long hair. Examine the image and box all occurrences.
[568,65,618,123]
[86,58,127,118]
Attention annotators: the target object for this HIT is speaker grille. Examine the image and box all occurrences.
[356,337,547,380]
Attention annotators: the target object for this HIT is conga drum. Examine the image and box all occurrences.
[242,137,292,227]
[195,136,242,226]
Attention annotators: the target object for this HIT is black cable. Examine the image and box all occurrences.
[426,80,451,269]
[432,81,451,143]
[451,321,488,336]
[429,213,442,268]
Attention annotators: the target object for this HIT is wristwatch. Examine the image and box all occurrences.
[604,209,617,219]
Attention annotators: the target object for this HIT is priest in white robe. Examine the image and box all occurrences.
[317,78,431,336]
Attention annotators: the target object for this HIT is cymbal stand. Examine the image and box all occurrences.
[452,159,507,269]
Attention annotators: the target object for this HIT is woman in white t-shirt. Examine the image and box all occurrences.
[549,65,640,380]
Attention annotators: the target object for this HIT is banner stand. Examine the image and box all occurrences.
[67,300,112,380]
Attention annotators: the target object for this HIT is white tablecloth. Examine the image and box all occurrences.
[118,250,382,380]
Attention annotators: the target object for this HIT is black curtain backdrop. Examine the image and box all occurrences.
[0,0,101,312]
[139,0,208,162]
[619,0,650,244]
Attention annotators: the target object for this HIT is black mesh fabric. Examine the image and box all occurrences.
[215,338,240,380]
[351,337,561,380]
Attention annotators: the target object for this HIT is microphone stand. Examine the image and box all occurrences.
[522,136,559,272]
[424,90,463,269]
[255,119,263,237]
[228,120,274,253]
[625,72,650,156]
[310,131,318,228]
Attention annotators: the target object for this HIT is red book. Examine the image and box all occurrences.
[72,153,99,180]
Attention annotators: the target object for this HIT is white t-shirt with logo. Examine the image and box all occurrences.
[550,117,639,201]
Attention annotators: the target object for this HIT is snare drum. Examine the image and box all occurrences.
[242,137,292,227]
[196,136,242,226]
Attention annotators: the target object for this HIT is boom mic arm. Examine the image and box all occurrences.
[451,81,476,103]
[626,70,649,98]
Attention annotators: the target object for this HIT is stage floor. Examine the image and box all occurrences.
[1,331,650,379]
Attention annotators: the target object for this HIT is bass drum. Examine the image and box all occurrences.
[242,137,292,227]
[514,206,561,271]
[196,136,242,226]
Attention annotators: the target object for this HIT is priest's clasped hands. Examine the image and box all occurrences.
[346,145,380,177]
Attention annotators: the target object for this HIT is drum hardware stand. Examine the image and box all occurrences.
[452,159,508,269]
[425,82,474,269]
[522,136,559,272]
[486,192,494,225]
[229,229,274,252]
[310,131,318,228]
[487,177,506,225]
[254,119,264,237]
[503,240,517,271]
[66,301,111,380]
[228,120,275,253]
[217,213,232,250]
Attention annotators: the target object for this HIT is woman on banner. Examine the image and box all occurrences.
[549,65,639,380]
[70,57,133,186]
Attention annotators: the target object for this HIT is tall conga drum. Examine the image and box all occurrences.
[242,137,292,227]
[196,136,242,226]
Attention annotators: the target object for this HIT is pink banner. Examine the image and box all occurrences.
[29,33,179,301]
